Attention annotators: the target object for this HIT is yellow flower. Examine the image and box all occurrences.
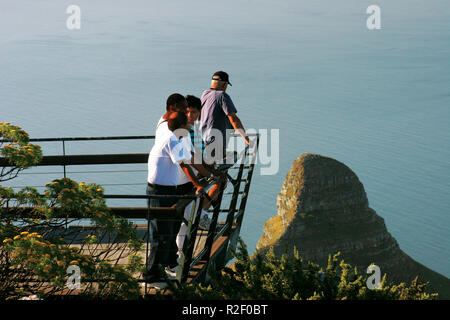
[2,238,12,244]
[69,260,78,265]
[96,188,102,192]
[13,235,21,240]
[20,231,29,236]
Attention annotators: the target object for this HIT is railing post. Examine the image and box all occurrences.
[178,197,203,283]
[144,200,151,295]
[62,139,67,179]
[227,136,259,261]
[198,187,225,283]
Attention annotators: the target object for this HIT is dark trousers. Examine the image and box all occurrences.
[147,184,180,271]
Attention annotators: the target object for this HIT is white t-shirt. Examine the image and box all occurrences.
[177,135,195,185]
[147,120,192,186]
[155,117,169,145]
[155,117,197,185]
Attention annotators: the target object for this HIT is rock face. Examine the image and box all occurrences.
[257,153,450,299]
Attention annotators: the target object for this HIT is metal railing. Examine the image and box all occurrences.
[1,133,259,293]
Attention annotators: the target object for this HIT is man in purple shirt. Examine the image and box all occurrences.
[200,71,250,162]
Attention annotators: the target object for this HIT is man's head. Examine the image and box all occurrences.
[167,111,189,137]
[210,71,232,91]
[186,95,202,126]
[166,93,187,114]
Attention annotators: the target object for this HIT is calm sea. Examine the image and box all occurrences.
[1,0,449,277]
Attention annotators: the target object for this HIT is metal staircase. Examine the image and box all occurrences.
[0,133,259,295]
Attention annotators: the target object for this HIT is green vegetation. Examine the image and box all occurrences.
[0,122,144,300]
[169,239,437,300]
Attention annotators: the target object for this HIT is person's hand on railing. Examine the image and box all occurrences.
[195,184,204,195]
[246,136,256,149]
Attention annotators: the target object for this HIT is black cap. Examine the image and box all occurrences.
[212,71,232,86]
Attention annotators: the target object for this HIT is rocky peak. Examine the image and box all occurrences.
[257,153,450,298]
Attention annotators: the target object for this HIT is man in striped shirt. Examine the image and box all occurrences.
[186,95,205,154]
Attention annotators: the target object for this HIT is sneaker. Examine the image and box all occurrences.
[198,214,211,231]
[148,281,168,290]
[165,266,179,279]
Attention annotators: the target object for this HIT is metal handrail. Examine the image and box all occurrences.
[1,133,259,291]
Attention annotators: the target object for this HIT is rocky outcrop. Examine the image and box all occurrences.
[257,153,450,299]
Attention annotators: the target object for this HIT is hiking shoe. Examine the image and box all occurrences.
[165,266,179,279]
[148,281,168,290]
[198,214,211,230]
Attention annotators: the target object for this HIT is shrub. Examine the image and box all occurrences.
[170,239,437,300]
[0,123,144,300]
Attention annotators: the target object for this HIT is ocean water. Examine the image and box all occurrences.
[1,1,449,277]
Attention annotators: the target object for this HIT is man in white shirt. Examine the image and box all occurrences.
[146,111,197,280]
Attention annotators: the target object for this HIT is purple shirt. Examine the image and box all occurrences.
[200,89,237,147]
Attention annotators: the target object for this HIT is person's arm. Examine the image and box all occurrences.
[179,163,204,194]
[227,112,250,145]
[183,154,212,178]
